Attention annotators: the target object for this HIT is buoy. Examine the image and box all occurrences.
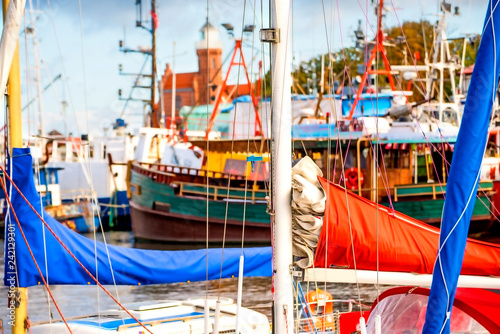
[345,167,364,190]
[304,289,335,331]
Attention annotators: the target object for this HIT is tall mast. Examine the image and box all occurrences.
[171,41,176,129]
[265,0,293,331]
[118,0,159,127]
[27,0,44,136]
[151,0,157,127]
[2,0,27,331]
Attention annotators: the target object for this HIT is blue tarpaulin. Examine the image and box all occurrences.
[423,1,500,333]
[3,148,272,287]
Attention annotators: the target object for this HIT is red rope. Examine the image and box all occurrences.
[0,174,73,333]
[1,166,154,334]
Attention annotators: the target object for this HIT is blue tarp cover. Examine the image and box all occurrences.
[3,148,271,287]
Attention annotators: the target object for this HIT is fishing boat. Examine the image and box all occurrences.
[126,15,272,244]
[126,0,500,245]
[42,119,135,231]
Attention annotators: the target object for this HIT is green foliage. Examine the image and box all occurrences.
[385,20,433,67]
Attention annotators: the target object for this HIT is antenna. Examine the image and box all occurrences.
[136,0,142,27]
[222,23,234,37]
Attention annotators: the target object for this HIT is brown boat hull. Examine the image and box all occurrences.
[130,201,271,245]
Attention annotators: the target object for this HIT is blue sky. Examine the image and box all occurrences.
[17,0,488,138]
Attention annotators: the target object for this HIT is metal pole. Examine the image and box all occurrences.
[171,41,176,130]
[270,0,293,332]
[439,15,445,122]
[151,0,157,127]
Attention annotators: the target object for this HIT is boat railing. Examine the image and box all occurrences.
[59,188,96,201]
[174,181,268,204]
[295,298,370,332]
[133,161,246,181]
[131,162,177,184]
[392,181,493,201]
[349,181,494,202]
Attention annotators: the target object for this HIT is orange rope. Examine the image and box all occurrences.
[0,166,154,334]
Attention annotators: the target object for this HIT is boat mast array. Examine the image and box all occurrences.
[118,0,158,127]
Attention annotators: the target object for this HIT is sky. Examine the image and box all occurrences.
[15,0,488,139]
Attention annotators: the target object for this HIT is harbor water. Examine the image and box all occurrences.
[0,231,383,333]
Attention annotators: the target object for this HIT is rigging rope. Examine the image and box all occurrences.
[333,0,364,314]
[217,0,251,301]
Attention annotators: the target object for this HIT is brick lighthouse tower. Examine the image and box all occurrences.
[161,21,225,118]
[195,21,223,105]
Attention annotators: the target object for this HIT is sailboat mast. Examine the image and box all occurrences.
[151,0,157,127]
[2,0,27,331]
[171,41,176,129]
[268,0,293,332]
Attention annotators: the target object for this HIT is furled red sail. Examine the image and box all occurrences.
[314,177,500,276]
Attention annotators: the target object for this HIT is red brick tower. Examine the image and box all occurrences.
[195,21,223,105]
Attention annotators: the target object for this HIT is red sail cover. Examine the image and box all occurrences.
[314,178,500,276]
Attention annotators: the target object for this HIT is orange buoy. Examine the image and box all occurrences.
[304,289,335,331]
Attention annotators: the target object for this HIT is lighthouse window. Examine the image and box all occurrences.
[212,58,216,69]
[176,95,182,109]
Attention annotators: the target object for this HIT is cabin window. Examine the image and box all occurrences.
[381,149,410,169]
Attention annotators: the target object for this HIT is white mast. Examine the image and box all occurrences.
[266,0,293,332]
[171,40,176,130]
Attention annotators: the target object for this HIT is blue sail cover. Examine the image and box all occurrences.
[423,1,500,333]
[3,148,271,287]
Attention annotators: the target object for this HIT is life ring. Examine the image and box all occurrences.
[345,167,364,190]
[304,289,335,332]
